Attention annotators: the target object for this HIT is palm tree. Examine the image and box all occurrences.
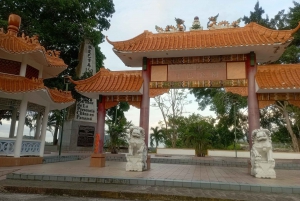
[47,110,62,145]
[25,111,57,141]
[150,126,164,150]
[106,117,132,154]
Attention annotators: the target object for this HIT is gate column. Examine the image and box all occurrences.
[97,95,106,154]
[90,95,106,167]
[247,52,260,148]
[140,57,150,147]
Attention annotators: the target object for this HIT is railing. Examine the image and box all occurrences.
[0,138,41,156]
[0,138,15,155]
[21,139,41,156]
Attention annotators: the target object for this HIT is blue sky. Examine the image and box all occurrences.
[0,0,296,143]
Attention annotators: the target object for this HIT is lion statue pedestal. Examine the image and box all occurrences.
[251,129,276,179]
[126,126,147,172]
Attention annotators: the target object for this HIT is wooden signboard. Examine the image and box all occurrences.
[168,62,227,81]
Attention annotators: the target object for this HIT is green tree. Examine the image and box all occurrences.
[47,110,63,145]
[150,126,164,149]
[105,102,132,154]
[151,89,191,148]
[106,117,132,154]
[243,1,300,152]
[0,0,114,70]
[180,114,215,156]
[191,88,248,143]
[242,1,270,28]
[0,0,115,100]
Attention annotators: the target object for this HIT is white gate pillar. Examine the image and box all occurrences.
[9,108,17,138]
[14,95,28,157]
[34,112,42,139]
[39,105,49,157]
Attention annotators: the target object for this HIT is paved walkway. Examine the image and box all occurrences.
[2,157,300,190]
[1,156,300,200]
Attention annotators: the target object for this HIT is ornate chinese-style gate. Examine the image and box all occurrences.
[71,16,300,167]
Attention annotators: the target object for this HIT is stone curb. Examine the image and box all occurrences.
[42,155,300,170]
[6,173,300,194]
[43,155,89,164]
[105,156,300,170]
[2,185,239,201]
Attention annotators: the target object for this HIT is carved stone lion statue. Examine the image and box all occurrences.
[251,129,276,178]
[126,126,147,172]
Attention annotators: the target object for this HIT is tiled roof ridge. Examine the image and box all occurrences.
[106,22,300,52]
[0,31,44,54]
[247,22,300,40]
[72,67,144,94]
[106,30,151,48]
[258,64,300,71]
[69,68,142,85]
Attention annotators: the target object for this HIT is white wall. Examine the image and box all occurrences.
[156,149,300,159]
[208,150,300,159]
[157,148,195,155]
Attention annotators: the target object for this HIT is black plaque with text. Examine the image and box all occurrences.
[77,125,95,147]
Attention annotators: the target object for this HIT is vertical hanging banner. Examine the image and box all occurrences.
[74,39,97,123]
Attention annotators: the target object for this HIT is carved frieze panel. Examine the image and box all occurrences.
[149,79,248,89]
[257,93,300,101]
[105,95,142,102]
[150,54,247,65]
[168,63,227,81]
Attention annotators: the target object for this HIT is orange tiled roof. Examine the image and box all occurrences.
[71,68,143,93]
[225,87,248,96]
[0,31,67,68]
[0,31,43,53]
[47,88,75,103]
[0,73,44,92]
[149,89,170,98]
[256,64,300,89]
[106,22,300,52]
[0,72,74,103]
[259,101,275,109]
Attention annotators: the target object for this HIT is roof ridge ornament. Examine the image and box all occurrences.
[155,17,186,33]
[7,14,21,36]
[190,16,203,31]
[207,14,241,30]
[155,15,241,33]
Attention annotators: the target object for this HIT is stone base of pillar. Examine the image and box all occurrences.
[147,155,151,170]
[0,157,43,167]
[90,153,105,167]
[247,159,251,174]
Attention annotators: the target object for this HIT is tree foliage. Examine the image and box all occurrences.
[242,1,300,151]
[0,1,115,142]
[0,0,115,93]
[242,1,270,28]
[151,89,191,148]
[105,102,131,154]
[179,114,215,156]
[150,126,164,149]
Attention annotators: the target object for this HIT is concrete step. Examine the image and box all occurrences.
[1,179,300,201]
